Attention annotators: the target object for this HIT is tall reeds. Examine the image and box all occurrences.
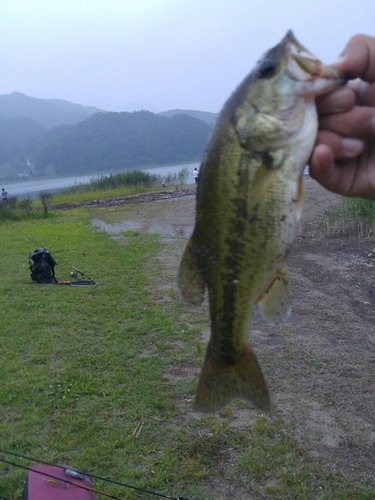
[65,170,161,193]
[63,167,190,194]
[310,196,375,240]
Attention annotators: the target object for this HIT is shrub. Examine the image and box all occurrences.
[0,196,18,219]
[18,197,33,216]
[39,192,53,213]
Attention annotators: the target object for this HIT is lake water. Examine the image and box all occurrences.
[2,162,200,199]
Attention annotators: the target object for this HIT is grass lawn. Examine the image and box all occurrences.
[0,206,374,499]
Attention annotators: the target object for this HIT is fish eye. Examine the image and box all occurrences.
[259,59,276,78]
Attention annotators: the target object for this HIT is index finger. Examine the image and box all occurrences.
[332,34,375,83]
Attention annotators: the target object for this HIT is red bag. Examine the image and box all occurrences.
[23,465,96,500]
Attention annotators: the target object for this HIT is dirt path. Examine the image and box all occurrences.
[92,177,375,487]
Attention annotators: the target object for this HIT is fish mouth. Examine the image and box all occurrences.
[292,53,339,79]
[284,30,348,98]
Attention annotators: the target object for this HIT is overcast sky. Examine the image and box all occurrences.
[1,0,374,113]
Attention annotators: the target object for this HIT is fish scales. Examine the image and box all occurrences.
[178,30,347,413]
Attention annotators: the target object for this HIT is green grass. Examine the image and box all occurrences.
[310,196,375,240]
[342,196,375,218]
[0,209,374,499]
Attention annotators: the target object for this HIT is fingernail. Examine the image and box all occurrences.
[341,138,363,157]
[330,55,347,68]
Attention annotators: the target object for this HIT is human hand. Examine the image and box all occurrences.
[309,34,375,200]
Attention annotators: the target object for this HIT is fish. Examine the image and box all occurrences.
[178,30,347,413]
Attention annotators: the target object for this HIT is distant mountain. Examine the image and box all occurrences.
[0,94,214,179]
[158,109,218,126]
[32,111,211,176]
[0,92,104,128]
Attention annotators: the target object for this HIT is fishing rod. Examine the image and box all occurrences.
[0,450,190,500]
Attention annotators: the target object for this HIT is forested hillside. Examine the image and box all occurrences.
[0,116,47,166]
[32,111,210,175]
[158,109,218,126]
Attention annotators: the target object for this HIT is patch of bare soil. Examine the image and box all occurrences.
[91,177,375,491]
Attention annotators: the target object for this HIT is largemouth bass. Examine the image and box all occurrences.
[178,30,347,413]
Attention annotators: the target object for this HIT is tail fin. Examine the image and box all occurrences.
[178,237,206,306]
[194,344,270,413]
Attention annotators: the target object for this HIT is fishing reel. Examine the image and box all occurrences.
[70,271,77,278]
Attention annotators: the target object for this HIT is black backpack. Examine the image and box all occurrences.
[28,248,57,284]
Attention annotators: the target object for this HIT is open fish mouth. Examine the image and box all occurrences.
[284,31,348,98]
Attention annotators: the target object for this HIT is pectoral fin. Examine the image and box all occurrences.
[296,172,304,223]
[259,266,291,323]
[178,238,206,306]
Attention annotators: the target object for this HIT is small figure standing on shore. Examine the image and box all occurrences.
[193,167,199,185]
[1,188,8,201]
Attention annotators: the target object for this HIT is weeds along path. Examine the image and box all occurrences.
[91,178,375,496]
[53,187,196,210]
